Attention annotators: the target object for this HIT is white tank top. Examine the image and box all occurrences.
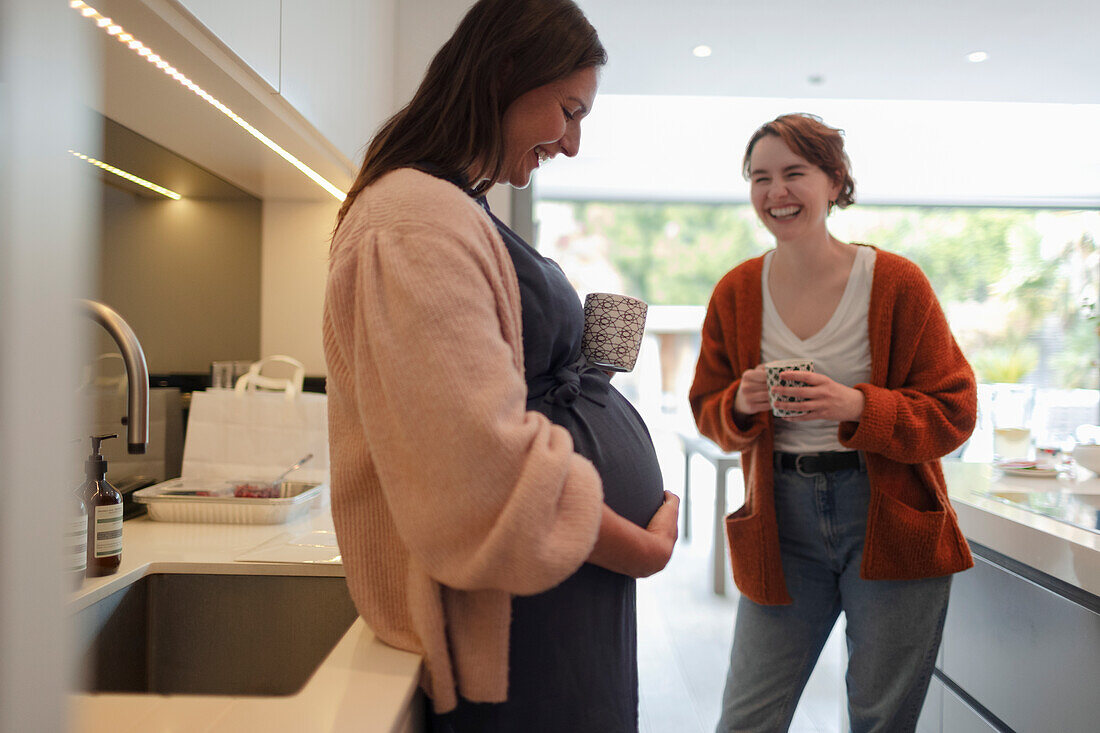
[761,245,875,453]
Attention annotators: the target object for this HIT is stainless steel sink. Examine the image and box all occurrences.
[73,573,358,696]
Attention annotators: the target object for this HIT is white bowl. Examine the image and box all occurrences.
[1072,443,1100,474]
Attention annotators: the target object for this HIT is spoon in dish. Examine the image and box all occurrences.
[273,452,314,485]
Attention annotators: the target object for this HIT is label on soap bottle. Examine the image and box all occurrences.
[93,503,123,558]
[66,516,87,572]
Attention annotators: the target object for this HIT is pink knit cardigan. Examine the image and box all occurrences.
[323,169,604,712]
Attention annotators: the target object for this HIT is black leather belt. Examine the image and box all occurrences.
[775,451,861,475]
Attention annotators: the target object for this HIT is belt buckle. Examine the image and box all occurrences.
[794,454,818,477]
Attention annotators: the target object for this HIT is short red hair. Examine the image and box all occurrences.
[742,113,856,210]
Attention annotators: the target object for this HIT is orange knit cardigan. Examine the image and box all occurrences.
[689,246,977,605]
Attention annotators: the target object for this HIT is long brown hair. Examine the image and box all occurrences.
[335,0,606,232]
[742,113,856,211]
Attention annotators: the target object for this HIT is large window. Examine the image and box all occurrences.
[535,200,1099,451]
[532,94,1100,455]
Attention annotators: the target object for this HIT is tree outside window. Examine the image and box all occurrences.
[536,201,1099,414]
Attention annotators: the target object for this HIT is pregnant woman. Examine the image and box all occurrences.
[322,2,677,731]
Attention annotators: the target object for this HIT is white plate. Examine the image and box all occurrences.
[995,462,1059,479]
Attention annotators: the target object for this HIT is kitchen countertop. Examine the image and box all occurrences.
[69,505,423,733]
[70,461,1100,731]
[944,461,1100,597]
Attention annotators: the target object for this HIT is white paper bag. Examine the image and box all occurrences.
[182,388,329,484]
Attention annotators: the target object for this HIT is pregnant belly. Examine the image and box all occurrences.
[560,388,665,528]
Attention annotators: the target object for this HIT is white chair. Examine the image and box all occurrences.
[234,355,306,400]
[676,430,741,596]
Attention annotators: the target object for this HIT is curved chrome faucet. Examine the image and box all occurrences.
[80,299,149,454]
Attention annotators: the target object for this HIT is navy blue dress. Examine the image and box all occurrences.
[430,183,665,733]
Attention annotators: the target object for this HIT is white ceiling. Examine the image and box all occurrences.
[503,0,1100,205]
[534,95,1100,205]
[576,0,1098,104]
[83,0,1099,204]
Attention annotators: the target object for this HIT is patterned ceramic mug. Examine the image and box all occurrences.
[581,293,648,372]
[764,358,815,417]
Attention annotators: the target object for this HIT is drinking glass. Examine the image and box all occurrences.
[990,383,1035,461]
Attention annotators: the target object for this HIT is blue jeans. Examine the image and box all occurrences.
[717,456,951,733]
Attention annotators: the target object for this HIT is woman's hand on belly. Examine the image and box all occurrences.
[643,491,680,572]
[587,491,680,578]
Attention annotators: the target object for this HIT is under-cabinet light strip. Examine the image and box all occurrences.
[69,149,182,200]
[69,1,346,201]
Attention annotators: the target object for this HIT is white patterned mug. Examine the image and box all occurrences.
[764,358,815,417]
[581,293,648,372]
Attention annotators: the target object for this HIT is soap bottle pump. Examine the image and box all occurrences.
[82,434,123,577]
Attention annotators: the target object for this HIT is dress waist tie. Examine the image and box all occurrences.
[525,356,610,415]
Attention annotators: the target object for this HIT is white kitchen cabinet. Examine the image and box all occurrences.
[176,0,281,91]
[173,0,395,167]
[940,551,1100,732]
[280,0,396,167]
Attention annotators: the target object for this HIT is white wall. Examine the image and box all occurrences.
[258,176,513,378]
[259,0,523,376]
[260,200,340,375]
[258,0,399,375]
[393,0,470,104]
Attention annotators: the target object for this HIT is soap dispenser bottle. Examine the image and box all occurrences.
[82,434,123,577]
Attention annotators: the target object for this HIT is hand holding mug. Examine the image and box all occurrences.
[768,368,866,422]
[764,359,816,417]
[733,366,770,418]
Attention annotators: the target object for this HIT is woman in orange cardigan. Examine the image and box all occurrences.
[689,113,977,732]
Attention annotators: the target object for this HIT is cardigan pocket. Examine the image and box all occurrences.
[724,504,768,596]
[864,489,947,579]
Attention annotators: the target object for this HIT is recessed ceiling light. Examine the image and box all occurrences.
[967,51,989,63]
[69,1,346,201]
[693,45,712,58]
[69,150,182,200]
